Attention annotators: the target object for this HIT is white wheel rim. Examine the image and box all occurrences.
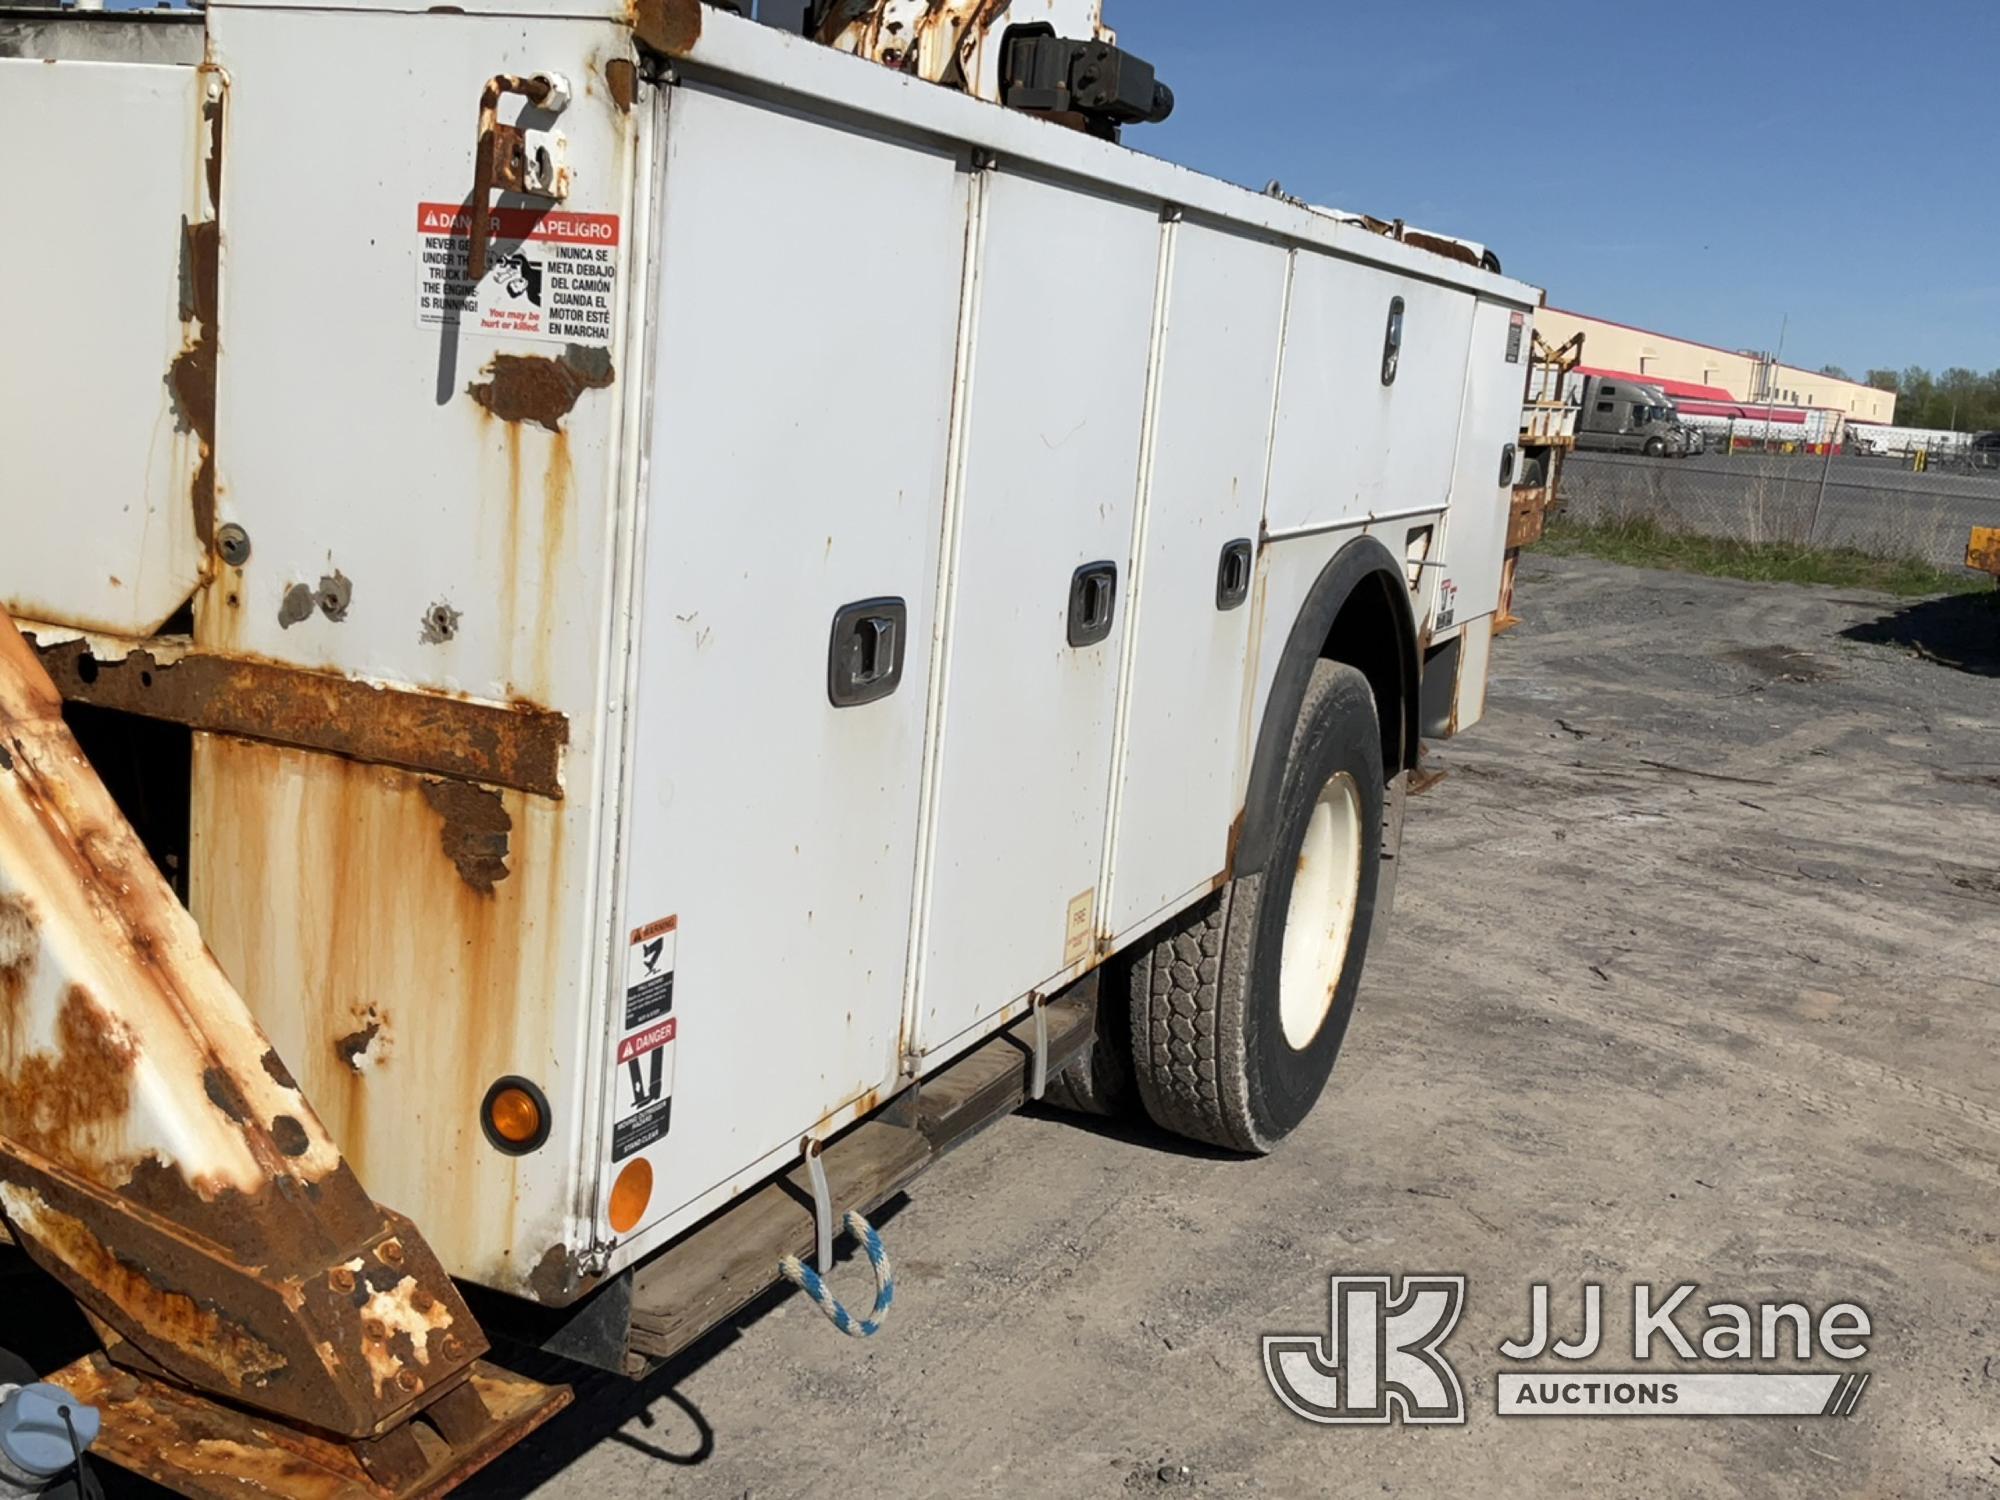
[1278,770,1363,1050]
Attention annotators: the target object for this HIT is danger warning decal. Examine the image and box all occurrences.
[415,201,619,346]
[613,915,678,1162]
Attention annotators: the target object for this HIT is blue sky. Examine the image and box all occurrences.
[1123,1,1996,377]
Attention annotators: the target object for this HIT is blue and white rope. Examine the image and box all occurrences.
[778,1210,894,1338]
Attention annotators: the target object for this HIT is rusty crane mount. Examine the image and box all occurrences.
[0,609,570,1492]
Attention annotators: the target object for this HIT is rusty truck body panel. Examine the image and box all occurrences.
[0,1,1542,1490]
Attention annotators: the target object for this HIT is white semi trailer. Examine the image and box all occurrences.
[0,1,1539,1491]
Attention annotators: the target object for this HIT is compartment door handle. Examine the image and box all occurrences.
[828,597,908,707]
[1067,562,1119,648]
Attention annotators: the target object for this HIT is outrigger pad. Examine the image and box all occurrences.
[45,1353,570,1500]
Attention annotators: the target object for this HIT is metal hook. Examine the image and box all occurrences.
[802,1137,834,1276]
[1029,994,1050,1102]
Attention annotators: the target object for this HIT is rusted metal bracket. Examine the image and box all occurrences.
[0,606,566,1477]
[467,73,571,283]
[31,635,567,799]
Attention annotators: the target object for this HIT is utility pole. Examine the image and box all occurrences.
[1762,313,1788,455]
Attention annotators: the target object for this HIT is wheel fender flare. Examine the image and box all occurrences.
[1233,534,1419,879]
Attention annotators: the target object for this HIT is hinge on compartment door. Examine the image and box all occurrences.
[467,72,573,281]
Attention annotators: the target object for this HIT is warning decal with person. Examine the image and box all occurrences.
[612,916,679,1161]
[415,201,619,346]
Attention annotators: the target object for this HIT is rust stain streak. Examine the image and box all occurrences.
[191,739,557,1288]
[168,217,220,548]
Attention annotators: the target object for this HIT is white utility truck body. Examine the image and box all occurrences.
[1,0,1534,1359]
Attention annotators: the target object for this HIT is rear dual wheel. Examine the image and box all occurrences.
[1051,662,1384,1152]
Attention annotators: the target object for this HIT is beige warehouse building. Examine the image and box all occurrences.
[1536,307,1896,424]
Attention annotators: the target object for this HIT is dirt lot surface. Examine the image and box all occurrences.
[492,556,1997,1497]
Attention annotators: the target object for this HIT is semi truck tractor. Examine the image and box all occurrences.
[0,1,1541,1492]
[1571,372,1688,457]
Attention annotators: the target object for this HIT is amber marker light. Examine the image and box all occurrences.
[481,1076,551,1155]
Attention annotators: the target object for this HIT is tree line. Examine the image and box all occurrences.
[1820,364,2000,433]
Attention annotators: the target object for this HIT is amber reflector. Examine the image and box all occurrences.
[488,1087,542,1146]
[609,1158,654,1235]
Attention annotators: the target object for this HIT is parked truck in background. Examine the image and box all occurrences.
[1571,372,1688,457]
[0,1,1541,1493]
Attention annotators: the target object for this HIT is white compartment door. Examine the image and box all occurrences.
[0,59,207,636]
[1105,226,1290,938]
[620,86,970,1225]
[913,174,1164,1054]
[1437,301,1533,629]
[1265,255,1476,536]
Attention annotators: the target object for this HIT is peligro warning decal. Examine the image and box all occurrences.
[415,201,618,346]
[613,916,678,1162]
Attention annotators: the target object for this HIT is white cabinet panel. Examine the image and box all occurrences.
[1437,301,1532,629]
[0,60,205,636]
[622,88,970,1224]
[1106,226,1289,936]
[915,173,1163,1051]
[1265,255,1475,535]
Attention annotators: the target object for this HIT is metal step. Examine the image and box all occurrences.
[624,986,1095,1367]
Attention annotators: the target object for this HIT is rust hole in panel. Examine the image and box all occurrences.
[201,1065,248,1125]
[260,1048,298,1091]
[420,781,512,895]
[606,57,637,112]
[0,984,140,1178]
[269,1115,311,1158]
[334,1009,389,1074]
[467,345,614,432]
[628,0,701,56]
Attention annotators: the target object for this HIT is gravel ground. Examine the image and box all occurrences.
[476,553,2000,1500]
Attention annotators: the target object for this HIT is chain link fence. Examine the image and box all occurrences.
[1556,450,2000,575]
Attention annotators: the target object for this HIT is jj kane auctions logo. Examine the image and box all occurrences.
[1265,1277,1872,1423]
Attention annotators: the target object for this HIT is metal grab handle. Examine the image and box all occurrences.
[467,72,570,281]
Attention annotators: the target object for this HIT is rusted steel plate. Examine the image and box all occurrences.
[1968,526,2000,577]
[32,638,567,799]
[47,1353,570,1500]
[1506,485,1550,550]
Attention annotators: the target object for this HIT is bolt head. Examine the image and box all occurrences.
[329,1267,356,1294]
[378,1238,404,1266]
[395,1370,422,1394]
[216,524,251,567]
